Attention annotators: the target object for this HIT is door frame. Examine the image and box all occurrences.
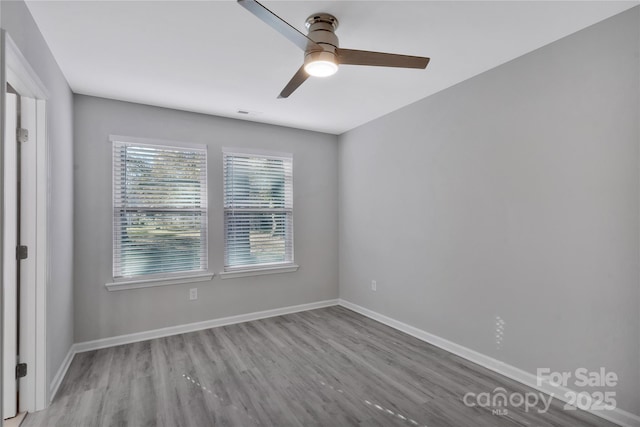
[2,30,49,413]
[3,91,18,420]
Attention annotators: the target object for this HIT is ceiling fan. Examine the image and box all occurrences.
[237,0,431,98]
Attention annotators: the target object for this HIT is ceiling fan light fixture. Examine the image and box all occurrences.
[305,60,338,77]
[304,51,338,77]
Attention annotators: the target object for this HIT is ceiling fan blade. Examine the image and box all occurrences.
[337,48,430,69]
[278,66,309,99]
[238,0,321,52]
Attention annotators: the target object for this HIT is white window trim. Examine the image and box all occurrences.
[221,146,293,160]
[219,264,298,280]
[109,134,206,150]
[105,272,214,291]
[108,135,209,289]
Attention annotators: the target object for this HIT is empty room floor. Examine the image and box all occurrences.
[23,306,616,427]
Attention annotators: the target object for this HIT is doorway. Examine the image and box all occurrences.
[2,31,49,420]
[3,85,38,423]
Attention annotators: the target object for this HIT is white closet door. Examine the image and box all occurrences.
[18,95,38,413]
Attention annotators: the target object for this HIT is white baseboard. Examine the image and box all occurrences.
[48,299,339,402]
[49,345,76,403]
[74,299,339,354]
[50,298,639,427]
[338,299,640,427]
[49,299,338,402]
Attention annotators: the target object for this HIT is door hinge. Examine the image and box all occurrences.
[17,128,29,143]
[17,245,28,260]
[16,363,27,379]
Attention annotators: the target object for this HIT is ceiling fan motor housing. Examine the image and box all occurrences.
[304,13,339,65]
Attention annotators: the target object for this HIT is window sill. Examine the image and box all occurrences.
[219,264,299,280]
[105,272,214,291]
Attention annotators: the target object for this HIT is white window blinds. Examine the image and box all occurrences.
[112,138,208,279]
[223,149,293,270]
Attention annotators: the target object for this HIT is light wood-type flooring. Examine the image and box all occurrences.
[23,306,617,426]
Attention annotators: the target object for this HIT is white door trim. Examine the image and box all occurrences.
[3,31,49,412]
[1,27,5,425]
[3,92,18,420]
[5,35,49,99]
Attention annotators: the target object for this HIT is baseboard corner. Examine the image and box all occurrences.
[49,343,77,403]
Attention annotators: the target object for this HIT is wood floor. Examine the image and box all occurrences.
[24,306,616,427]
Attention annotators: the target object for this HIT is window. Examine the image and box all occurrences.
[111,136,208,283]
[223,148,294,273]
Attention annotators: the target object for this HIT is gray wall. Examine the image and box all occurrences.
[339,7,640,415]
[1,1,75,396]
[73,95,339,342]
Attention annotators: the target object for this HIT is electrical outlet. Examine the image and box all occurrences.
[371,280,377,291]
[189,288,198,300]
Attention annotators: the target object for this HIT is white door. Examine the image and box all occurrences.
[3,92,19,419]
[18,95,38,413]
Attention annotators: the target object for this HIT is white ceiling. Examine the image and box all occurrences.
[26,0,637,134]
